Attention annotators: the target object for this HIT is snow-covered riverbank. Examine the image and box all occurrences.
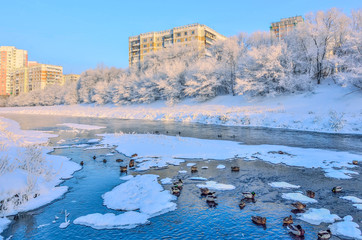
[0,84,361,134]
[0,117,80,239]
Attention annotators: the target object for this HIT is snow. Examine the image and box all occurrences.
[186,163,196,167]
[87,138,100,143]
[120,175,134,181]
[73,212,149,230]
[160,177,172,184]
[353,204,362,210]
[281,193,318,203]
[196,181,235,190]
[268,182,300,189]
[57,123,105,130]
[216,164,225,169]
[1,84,361,134]
[188,177,207,181]
[201,166,208,169]
[297,208,341,225]
[97,133,361,179]
[178,170,187,174]
[103,174,176,217]
[0,218,11,238]
[83,145,112,150]
[0,117,81,218]
[328,215,362,240]
[340,196,362,203]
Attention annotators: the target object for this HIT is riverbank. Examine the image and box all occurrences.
[0,83,361,135]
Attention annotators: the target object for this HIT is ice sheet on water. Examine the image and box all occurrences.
[196,181,235,190]
[297,208,341,225]
[268,182,300,189]
[328,215,362,239]
[281,193,317,203]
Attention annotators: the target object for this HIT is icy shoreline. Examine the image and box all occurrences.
[0,85,361,135]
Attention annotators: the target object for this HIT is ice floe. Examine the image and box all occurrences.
[328,215,362,240]
[160,178,173,184]
[281,193,317,203]
[340,196,362,203]
[196,181,235,190]
[178,170,187,174]
[188,177,207,181]
[297,208,341,225]
[216,164,225,169]
[87,139,100,143]
[73,212,149,230]
[201,166,208,169]
[268,182,300,189]
[186,163,196,167]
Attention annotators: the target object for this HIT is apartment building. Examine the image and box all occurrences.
[63,74,80,83]
[129,23,227,66]
[0,46,28,95]
[270,16,304,40]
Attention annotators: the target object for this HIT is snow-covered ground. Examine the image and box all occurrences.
[0,117,80,238]
[0,84,361,134]
[98,133,361,179]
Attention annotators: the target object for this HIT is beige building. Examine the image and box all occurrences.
[63,74,80,84]
[270,16,304,40]
[0,46,28,95]
[129,23,227,66]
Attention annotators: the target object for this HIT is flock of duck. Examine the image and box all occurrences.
[85,151,357,239]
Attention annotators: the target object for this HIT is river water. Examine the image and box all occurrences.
[1,114,362,240]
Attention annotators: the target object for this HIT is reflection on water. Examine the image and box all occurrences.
[1,114,361,240]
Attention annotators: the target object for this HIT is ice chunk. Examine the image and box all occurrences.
[268,182,300,189]
[160,178,172,185]
[297,208,341,225]
[340,196,362,203]
[281,193,317,203]
[187,163,196,167]
[197,181,235,190]
[216,164,225,169]
[188,177,207,181]
[328,215,362,239]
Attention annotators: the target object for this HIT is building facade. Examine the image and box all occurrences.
[63,74,80,83]
[270,16,304,40]
[129,23,227,66]
[0,46,28,95]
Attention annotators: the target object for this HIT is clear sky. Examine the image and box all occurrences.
[0,0,360,74]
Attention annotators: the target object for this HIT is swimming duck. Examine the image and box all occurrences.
[92,156,96,160]
[103,159,107,163]
[129,159,135,168]
[251,216,266,225]
[291,201,306,210]
[306,190,315,198]
[120,166,127,172]
[191,166,198,172]
[243,192,256,199]
[131,153,138,158]
[80,161,84,166]
[231,166,240,172]
[171,186,180,196]
[200,188,210,196]
[288,224,305,237]
[332,186,343,193]
[116,159,123,162]
[206,194,216,203]
[318,230,331,239]
[352,160,358,165]
[173,179,183,189]
[283,215,293,225]
[239,201,246,209]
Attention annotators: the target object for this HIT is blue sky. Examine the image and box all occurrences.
[0,0,360,74]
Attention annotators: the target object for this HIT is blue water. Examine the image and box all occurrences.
[1,114,362,240]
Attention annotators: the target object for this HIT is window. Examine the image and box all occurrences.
[185,38,187,41]
[157,43,160,46]
[150,38,153,41]
[191,30,195,35]
[177,39,181,42]
[177,33,181,37]
[150,43,153,47]
[143,39,147,42]
[143,50,147,53]
[184,31,187,35]
[157,38,159,41]
[143,44,147,48]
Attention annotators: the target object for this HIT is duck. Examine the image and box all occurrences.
[306,190,315,198]
[283,215,293,225]
[291,201,306,210]
[243,192,256,199]
[239,201,246,209]
[352,160,358,165]
[206,194,216,203]
[251,216,266,225]
[200,188,210,196]
[129,159,135,168]
[231,166,240,172]
[116,159,123,162]
[332,186,343,193]
[131,153,138,158]
[92,156,96,160]
[103,159,107,163]
[120,166,128,172]
[288,224,305,237]
[80,161,84,166]
[318,230,331,239]
[217,134,222,138]
[173,179,183,189]
[171,186,180,196]
[191,166,198,172]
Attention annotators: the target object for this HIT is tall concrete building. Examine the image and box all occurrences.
[28,63,63,92]
[0,46,28,95]
[270,16,304,40]
[63,74,80,83]
[129,23,227,66]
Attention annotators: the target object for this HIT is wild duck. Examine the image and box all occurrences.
[239,201,246,209]
[283,215,293,225]
[173,179,183,189]
[318,230,331,239]
[306,190,315,198]
[288,224,305,237]
[251,216,266,225]
[243,192,256,199]
[291,201,306,210]
[103,159,107,163]
[231,166,240,172]
[191,166,198,172]
[200,188,210,196]
[116,159,123,162]
[80,161,84,166]
[171,186,180,196]
[332,186,343,193]
[92,156,96,160]
[352,160,358,165]
[120,166,127,172]
[129,159,135,168]
[131,153,138,158]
